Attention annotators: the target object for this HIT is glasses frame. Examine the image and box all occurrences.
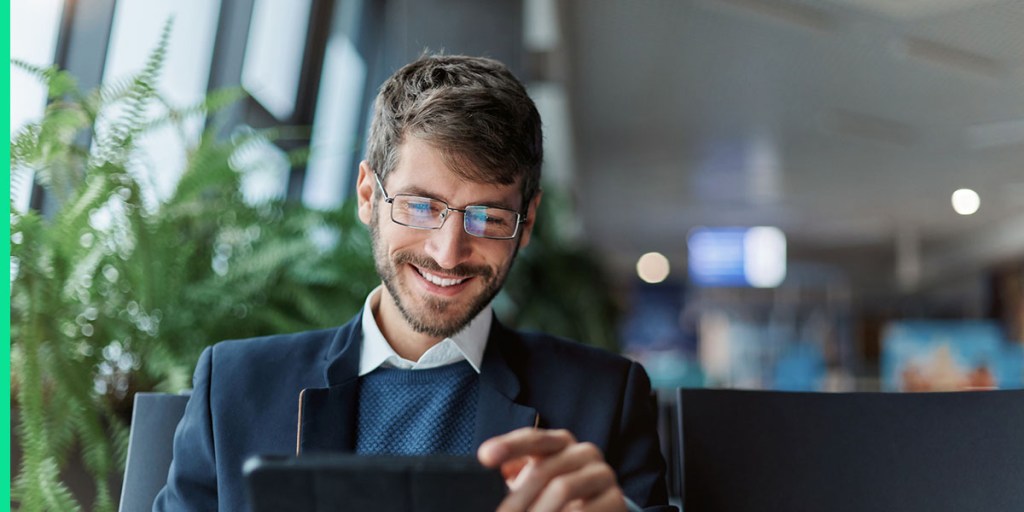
[372,172,525,240]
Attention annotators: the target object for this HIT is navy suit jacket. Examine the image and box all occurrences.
[154,312,672,511]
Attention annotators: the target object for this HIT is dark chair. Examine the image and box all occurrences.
[676,388,1024,512]
[118,392,190,512]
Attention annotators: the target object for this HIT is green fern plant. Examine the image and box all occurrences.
[10,21,377,511]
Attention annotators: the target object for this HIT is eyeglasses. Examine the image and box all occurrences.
[373,172,525,240]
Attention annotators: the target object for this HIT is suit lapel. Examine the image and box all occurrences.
[297,313,363,454]
[473,319,538,449]
[297,382,359,453]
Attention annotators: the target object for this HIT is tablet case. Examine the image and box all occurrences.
[244,454,507,512]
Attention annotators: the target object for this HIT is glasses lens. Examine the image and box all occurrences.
[392,196,445,228]
[464,206,518,239]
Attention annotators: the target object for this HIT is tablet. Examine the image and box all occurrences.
[243,454,508,512]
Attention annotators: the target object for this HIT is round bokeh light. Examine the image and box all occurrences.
[951,188,980,216]
[637,252,671,284]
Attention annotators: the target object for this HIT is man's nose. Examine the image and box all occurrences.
[423,213,472,270]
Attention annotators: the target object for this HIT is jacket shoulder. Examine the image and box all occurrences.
[514,330,634,373]
[213,326,339,358]
[206,325,346,384]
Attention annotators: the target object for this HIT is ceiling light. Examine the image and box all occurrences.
[637,252,671,284]
[951,188,980,215]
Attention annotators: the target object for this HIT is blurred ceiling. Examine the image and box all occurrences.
[558,0,1024,291]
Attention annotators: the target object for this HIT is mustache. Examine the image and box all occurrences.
[394,251,494,280]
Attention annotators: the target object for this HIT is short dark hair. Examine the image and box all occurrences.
[365,54,543,210]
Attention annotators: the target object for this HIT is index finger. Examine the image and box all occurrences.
[478,428,577,467]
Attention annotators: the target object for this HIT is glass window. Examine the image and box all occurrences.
[101,0,221,205]
[10,0,65,212]
[233,130,291,204]
[301,34,366,210]
[241,0,313,120]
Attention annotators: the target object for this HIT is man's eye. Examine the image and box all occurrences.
[406,200,439,216]
[485,214,509,226]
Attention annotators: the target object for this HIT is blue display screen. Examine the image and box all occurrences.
[687,228,750,286]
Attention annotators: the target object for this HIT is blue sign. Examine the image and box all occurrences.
[687,227,786,287]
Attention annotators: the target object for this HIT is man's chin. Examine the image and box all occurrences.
[383,261,504,338]
[389,287,473,338]
[403,311,473,339]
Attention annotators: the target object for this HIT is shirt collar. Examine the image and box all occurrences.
[358,285,491,376]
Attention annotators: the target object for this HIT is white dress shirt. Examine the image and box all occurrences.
[358,285,491,377]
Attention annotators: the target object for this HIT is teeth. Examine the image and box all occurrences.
[418,269,467,287]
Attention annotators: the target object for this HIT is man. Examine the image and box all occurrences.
[155,55,672,512]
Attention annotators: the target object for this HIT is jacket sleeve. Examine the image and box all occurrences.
[153,347,218,511]
[614,361,677,512]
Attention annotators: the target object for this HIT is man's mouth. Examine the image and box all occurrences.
[414,266,470,288]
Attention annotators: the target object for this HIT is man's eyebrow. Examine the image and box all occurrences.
[399,185,519,211]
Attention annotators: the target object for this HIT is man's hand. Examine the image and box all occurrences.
[478,427,627,512]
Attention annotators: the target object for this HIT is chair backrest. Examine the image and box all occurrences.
[118,392,190,512]
[676,388,1024,512]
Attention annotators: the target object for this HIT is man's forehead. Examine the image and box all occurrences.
[400,137,508,179]
[387,167,523,209]
[388,138,524,207]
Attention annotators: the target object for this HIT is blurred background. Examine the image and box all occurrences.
[9,0,1024,509]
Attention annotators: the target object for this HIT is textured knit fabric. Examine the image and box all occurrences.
[355,361,479,455]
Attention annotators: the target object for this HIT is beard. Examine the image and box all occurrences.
[370,214,513,338]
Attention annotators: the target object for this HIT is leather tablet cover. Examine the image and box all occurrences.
[244,454,507,512]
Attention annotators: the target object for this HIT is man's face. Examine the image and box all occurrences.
[356,137,539,339]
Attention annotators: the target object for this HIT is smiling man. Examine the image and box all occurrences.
[155,55,672,512]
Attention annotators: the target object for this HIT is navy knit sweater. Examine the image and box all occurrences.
[354,361,480,455]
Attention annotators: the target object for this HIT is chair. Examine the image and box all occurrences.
[118,392,190,512]
[676,388,1024,512]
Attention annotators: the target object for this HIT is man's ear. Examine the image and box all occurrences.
[356,161,375,226]
[517,190,543,250]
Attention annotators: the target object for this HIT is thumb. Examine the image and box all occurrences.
[500,457,531,485]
